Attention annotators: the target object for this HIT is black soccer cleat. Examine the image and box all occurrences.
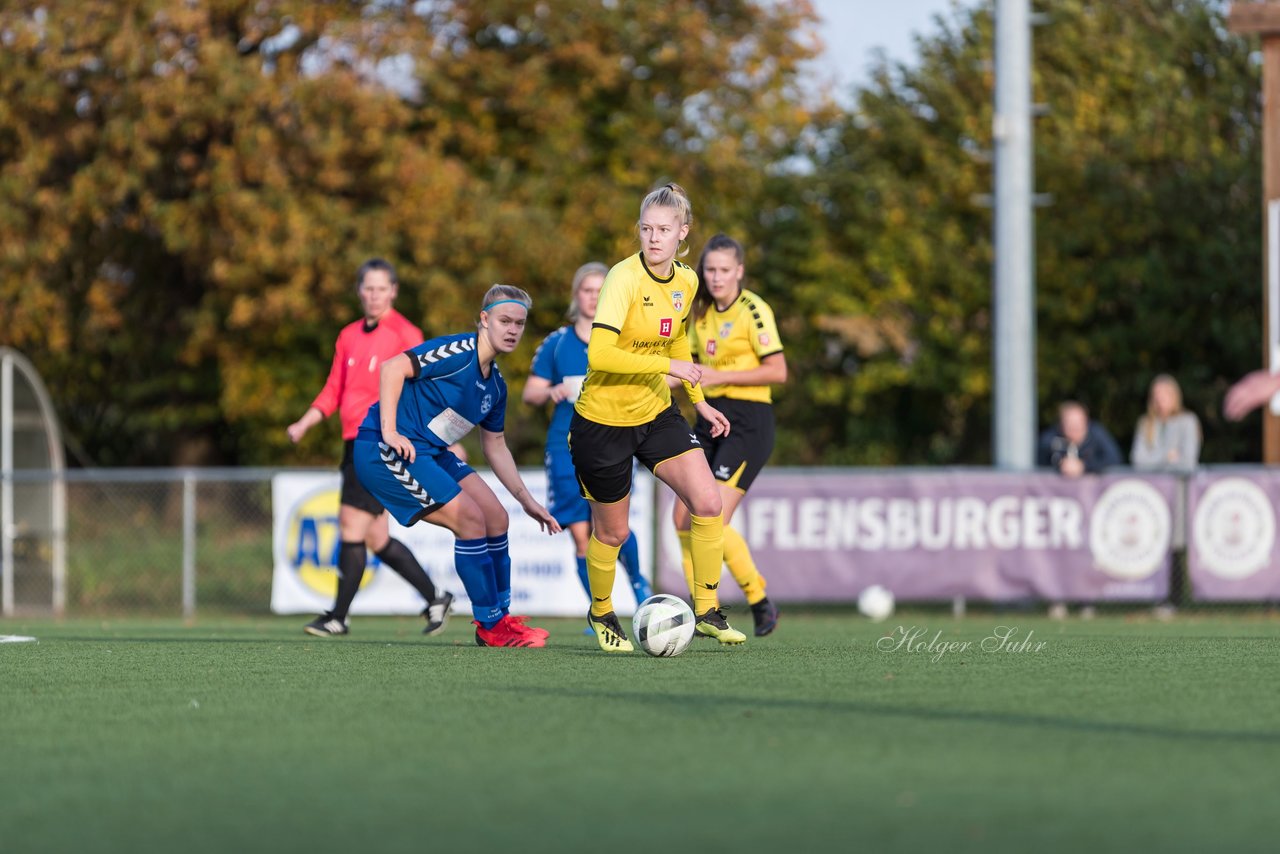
[303,613,349,637]
[422,591,454,636]
[750,597,780,637]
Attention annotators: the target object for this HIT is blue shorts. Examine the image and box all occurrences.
[545,447,590,527]
[354,441,475,526]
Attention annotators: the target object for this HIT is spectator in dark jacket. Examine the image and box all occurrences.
[1037,401,1122,477]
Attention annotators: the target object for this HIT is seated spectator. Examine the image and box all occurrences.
[1131,374,1200,472]
[1036,401,1122,478]
[1038,400,1122,620]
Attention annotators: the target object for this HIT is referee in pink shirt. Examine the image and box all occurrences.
[287,259,454,637]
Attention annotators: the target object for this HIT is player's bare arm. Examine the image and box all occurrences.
[480,429,562,534]
[378,353,417,462]
[286,407,324,443]
[522,376,573,405]
[1224,369,1280,421]
[667,358,704,387]
[701,353,788,389]
[694,401,730,437]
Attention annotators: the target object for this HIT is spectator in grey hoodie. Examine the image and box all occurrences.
[1131,374,1200,472]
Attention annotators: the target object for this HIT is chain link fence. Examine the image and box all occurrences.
[4,468,296,617]
[3,467,1280,619]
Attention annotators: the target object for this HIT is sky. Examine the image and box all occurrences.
[809,0,974,93]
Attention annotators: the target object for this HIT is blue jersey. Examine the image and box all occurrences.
[530,326,589,454]
[358,332,506,450]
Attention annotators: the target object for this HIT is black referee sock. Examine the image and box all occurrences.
[331,541,367,622]
[376,538,438,603]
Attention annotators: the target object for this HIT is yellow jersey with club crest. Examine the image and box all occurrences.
[687,289,783,403]
[575,252,701,426]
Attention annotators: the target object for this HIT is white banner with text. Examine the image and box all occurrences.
[271,469,653,617]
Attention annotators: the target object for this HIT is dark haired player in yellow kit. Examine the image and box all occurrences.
[672,233,787,636]
[569,183,748,652]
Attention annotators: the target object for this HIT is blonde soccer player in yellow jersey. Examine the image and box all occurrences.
[569,183,747,652]
[672,234,787,636]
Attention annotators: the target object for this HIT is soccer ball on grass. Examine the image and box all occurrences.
[631,594,696,657]
[857,584,895,622]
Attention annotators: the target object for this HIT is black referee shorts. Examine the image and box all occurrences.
[696,398,775,493]
[569,403,702,504]
[339,439,387,516]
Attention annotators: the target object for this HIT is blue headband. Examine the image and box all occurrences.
[484,299,527,313]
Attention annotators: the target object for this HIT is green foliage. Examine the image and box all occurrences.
[0,0,821,465]
[0,0,1268,465]
[1033,0,1261,462]
[801,0,1261,464]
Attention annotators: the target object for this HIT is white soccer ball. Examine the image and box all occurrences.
[632,594,696,657]
[858,584,895,622]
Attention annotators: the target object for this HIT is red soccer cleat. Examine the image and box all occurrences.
[507,614,550,640]
[474,616,545,648]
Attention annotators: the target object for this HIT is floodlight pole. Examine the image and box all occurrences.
[2,354,13,616]
[1229,2,1280,463]
[993,0,1036,469]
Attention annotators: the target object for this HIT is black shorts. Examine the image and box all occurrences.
[569,403,702,504]
[696,398,775,493]
[340,440,387,516]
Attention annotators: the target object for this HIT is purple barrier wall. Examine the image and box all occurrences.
[1188,471,1280,601]
[656,471,1177,603]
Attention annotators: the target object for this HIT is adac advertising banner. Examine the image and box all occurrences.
[656,471,1177,603]
[272,469,653,617]
[1187,471,1280,601]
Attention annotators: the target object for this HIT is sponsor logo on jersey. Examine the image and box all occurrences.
[706,340,716,356]
[428,408,477,444]
[659,318,673,337]
[758,333,771,346]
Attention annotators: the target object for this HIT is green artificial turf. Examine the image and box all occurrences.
[2,612,1278,853]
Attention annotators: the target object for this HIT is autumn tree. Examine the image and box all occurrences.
[0,0,824,465]
[0,0,477,464]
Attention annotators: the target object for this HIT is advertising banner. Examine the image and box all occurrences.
[272,469,653,617]
[656,471,1176,603]
[1187,471,1280,601]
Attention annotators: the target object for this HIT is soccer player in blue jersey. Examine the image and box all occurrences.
[287,258,455,638]
[523,262,653,615]
[354,285,561,648]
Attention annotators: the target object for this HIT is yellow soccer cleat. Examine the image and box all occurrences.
[695,607,747,645]
[588,611,634,653]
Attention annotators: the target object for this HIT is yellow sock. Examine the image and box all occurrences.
[676,530,696,598]
[587,534,620,617]
[689,513,724,615]
[724,526,767,605]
